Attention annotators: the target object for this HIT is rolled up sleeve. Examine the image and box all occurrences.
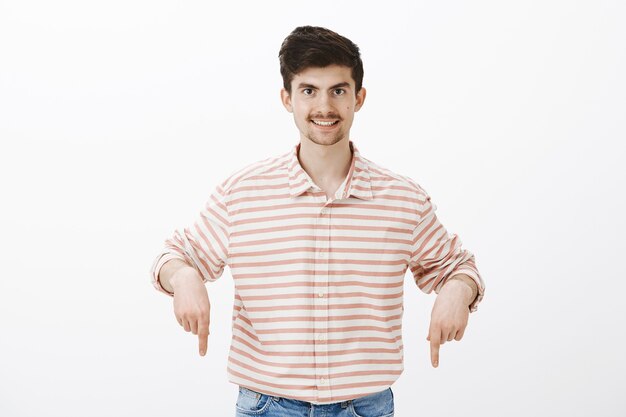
[150,183,231,297]
[408,193,485,312]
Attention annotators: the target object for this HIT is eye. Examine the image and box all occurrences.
[333,89,346,96]
[302,88,314,95]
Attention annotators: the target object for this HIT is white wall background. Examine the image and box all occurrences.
[1,1,624,416]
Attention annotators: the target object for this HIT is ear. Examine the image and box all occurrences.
[280,88,293,113]
[354,87,367,112]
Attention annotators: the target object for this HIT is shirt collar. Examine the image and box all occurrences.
[287,140,374,201]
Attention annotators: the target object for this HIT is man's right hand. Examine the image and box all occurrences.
[170,268,211,356]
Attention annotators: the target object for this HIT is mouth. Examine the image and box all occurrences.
[310,119,340,128]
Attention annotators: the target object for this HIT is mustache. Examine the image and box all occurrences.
[309,114,341,120]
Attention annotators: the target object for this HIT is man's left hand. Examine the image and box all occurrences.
[426,279,473,368]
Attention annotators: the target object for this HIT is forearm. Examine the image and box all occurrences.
[158,258,198,295]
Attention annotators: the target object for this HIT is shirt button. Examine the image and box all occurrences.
[320,377,327,384]
[318,250,326,258]
[320,208,327,215]
[317,334,326,341]
[318,292,325,298]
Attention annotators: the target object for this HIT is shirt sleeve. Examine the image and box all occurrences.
[408,192,485,312]
[150,183,231,297]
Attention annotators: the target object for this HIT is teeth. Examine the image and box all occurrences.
[312,120,337,126]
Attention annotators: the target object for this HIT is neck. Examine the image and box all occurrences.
[298,137,353,188]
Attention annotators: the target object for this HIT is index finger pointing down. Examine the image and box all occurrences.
[198,319,209,356]
[429,331,441,368]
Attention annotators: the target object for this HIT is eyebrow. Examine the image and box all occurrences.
[297,82,351,90]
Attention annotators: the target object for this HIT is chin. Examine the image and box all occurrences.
[305,135,345,147]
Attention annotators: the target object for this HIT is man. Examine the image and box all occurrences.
[151,26,485,416]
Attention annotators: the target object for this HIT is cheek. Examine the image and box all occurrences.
[295,104,309,116]
[292,105,305,118]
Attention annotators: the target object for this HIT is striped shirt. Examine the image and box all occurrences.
[150,140,485,404]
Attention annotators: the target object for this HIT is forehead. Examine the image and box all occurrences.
[292,65,355,88]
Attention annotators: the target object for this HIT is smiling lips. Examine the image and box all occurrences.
[311,119,339,127]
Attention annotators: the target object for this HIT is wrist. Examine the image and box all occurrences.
[446,274,478,306]
[170,266,203,289]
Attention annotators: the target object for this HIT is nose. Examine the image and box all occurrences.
[314,92,334,113]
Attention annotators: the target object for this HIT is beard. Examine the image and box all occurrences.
[304,130,346,146]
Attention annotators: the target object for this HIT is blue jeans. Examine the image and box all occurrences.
[235,386,394,417]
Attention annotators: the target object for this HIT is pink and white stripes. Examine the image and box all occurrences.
[151,140,484,404]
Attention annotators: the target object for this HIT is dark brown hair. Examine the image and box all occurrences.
[278,26,364,95]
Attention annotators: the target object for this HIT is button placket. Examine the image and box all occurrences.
[314,204,331,395]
